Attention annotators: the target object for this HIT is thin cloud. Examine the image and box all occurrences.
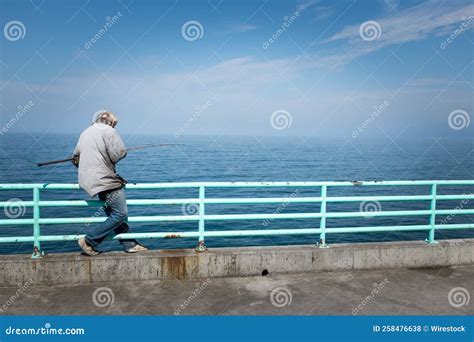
[296,0,320,12]
[323,1,474,64]
[311,5,334,22]
[218,23,257,35]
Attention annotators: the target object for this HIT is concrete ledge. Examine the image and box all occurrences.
[1,238,473,286]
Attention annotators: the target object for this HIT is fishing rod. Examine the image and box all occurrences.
[37,144,183,167]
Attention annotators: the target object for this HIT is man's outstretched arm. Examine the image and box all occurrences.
[72,139,80,168]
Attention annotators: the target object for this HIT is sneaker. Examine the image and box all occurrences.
[78,237,99,256]
[125,244,148,253]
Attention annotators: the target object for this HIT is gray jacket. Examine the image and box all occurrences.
[73,123,127,197]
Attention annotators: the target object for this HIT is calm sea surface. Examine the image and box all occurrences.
[0,133,473,254]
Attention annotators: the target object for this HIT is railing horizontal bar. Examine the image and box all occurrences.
[205,197,322,204]
[436,194,474,200]
[116,224,474,238]
[0,219,35,225]
[37,216,200,225]
[39,199,196,207]
[3,209,474,226]
[0,236,36,243]
[37,200,102,207]
[435,223,474,230]
[206,195,436,204]
[327,195,430,202]
[1,223,473,244]
[436,209,474,215]
[2,194,473,209]
[117,229,323,239]
[1,180,474,191]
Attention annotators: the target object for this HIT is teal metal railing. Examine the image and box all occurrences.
[0,180,473,258]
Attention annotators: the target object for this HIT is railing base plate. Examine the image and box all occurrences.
[31,251,44,259]
[195,241,207,252]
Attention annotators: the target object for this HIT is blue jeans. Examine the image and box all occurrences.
[85,188,137,251]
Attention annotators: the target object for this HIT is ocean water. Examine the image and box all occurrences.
[0,133,473,255]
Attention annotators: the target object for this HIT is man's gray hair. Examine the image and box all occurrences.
[93,109,118,127]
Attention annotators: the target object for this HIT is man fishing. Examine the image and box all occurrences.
[72,109,148,256]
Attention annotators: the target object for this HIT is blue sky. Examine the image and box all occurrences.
[0,0,473,138]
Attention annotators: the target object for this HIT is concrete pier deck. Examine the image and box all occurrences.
[0,239,472,315]
[1,239,473,286]
[0,265,472,315]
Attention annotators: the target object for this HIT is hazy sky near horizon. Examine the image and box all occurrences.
[0,0,473,139]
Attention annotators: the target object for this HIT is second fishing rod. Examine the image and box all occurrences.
[37,144,183,167]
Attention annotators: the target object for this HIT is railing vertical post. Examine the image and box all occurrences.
[318,185,328,248]
[31,186,43,258]
[426,183,438,244]
[195,186,207,252]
